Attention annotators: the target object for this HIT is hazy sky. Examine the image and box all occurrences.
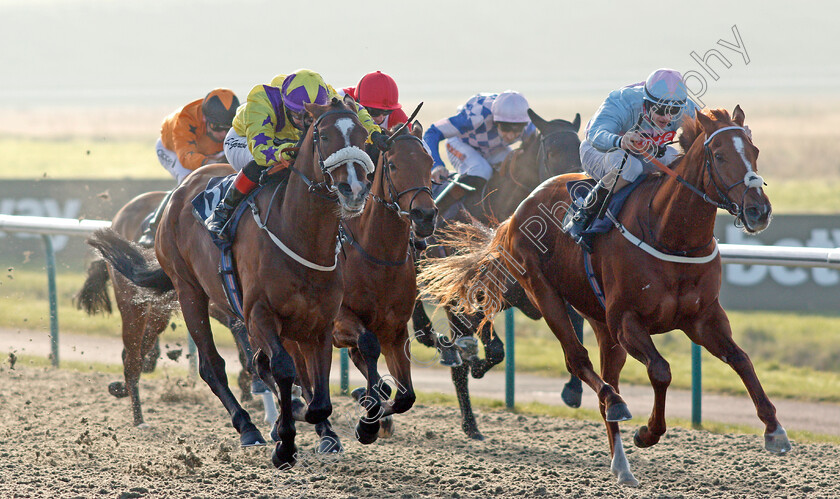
[1,0,837,109]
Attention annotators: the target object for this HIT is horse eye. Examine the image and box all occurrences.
[714,153,724,161]
[388,161,396,170]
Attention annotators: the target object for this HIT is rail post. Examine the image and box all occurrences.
[505,308,515,408]
[691,342,702,427]
[340,348,349,395]
[41,235,60,367]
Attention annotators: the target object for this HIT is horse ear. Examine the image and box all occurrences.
[572,113,581,132]
[411,120,423,138]
[527,108,548,130]
[732,105,746,126]
[304,101,322,119]
[695,109,716,134]
[343,94,358,112]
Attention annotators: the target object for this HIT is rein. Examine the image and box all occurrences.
[349,132,432,267]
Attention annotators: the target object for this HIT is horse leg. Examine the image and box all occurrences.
[444,310,484,440]
[381,326,417,416]
[114,309,146,427]
[180,289,265,448]
[561,302,585,408]
[411,299,462,367]
[451,361,483,440]
[610,311,671,449]
[353,330,385,444]
[685,305,791,454]
[522,269,630,421]
[469,314,505,379]
[591,321,638,487]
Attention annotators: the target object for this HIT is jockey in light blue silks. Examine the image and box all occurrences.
[423,91,536,217]
[566,68,698,252]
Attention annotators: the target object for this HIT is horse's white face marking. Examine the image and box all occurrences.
[732,136,764,191]
[344,161,366,197]
[335,117,355,147]
[732,136,753,172]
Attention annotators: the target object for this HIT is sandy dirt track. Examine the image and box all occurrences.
[1,364,839,499]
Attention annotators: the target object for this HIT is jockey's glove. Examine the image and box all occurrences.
[371,131,391,152]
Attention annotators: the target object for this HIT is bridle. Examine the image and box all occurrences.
[288,108,374,200]
[700,126,765,226]
[371,132,434,219]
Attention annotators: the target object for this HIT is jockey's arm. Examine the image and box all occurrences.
[171,111,212,171]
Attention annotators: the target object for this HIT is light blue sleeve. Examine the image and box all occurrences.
[586,89,635,152]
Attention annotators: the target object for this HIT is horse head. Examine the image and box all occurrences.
[689,106,771,233]
[377,122,437,238]
[528,109,582,182]
[304,97,374,217]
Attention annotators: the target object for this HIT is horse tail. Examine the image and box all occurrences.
[418,219,516,322]
[74,258,112,315]
[87,228,174,293]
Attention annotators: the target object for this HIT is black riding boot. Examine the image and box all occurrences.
[205,187,247,240]
[138,190,174,248]
[565,180,611,253]
[435,175,487,217]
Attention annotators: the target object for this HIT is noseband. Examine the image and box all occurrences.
[291,108,375,199]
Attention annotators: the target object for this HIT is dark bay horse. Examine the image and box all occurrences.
[328,123,437,445]
[412,109,585,439]
[420,107,790,485]
[90,98,374,469]
[75,191,260,427]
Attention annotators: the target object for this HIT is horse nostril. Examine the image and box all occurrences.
[409,209,423,222]
[745,206,761,220]
[337,183,352,196]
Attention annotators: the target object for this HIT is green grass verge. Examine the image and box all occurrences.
[4,269,840,406]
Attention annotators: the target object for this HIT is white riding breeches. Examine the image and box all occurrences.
[223,128,254,172]
[580,140,680,183]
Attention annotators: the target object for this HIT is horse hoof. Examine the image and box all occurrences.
[378,416,395,438]
[469,432,485,441]
[765,426,792,454]
[317,435,343,454]
[605,402,632,422]
[350,387,366,402]
[633,426,657,448]
[240,428,267,448]
[561,382,583,409]
[291,398,307,422]
[616,472,640,487]
[108,381,129,398]
[250,379,270,395]
[438,346,463,367]
[454,337,479,363]
[271,442,297,469]
[355,422,380,445]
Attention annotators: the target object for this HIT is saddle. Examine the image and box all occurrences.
[191,170,290,319]
[564,176,646,236]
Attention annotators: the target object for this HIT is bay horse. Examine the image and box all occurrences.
[75,191,262,428]
[328,122,437,446]
[419,107,791,485]
[89,98,374,469]
[411,109,587,439]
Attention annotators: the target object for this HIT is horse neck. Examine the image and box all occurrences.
[277,150,341,265]
[647,139,717,249]
[486,139,540,220]
[353,156,411,261]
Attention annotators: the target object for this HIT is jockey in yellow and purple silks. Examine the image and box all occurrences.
[205,69,384,239]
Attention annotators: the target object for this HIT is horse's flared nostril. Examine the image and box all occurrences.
[336,183,353,197]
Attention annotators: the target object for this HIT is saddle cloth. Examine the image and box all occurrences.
[565,175,646,235]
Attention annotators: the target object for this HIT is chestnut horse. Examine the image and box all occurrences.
[90,98,374,469]
[420,107,791,485]
[75,191,261,427]
[412,109,586,439]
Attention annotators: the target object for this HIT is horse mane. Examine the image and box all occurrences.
[678,108,732,151]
